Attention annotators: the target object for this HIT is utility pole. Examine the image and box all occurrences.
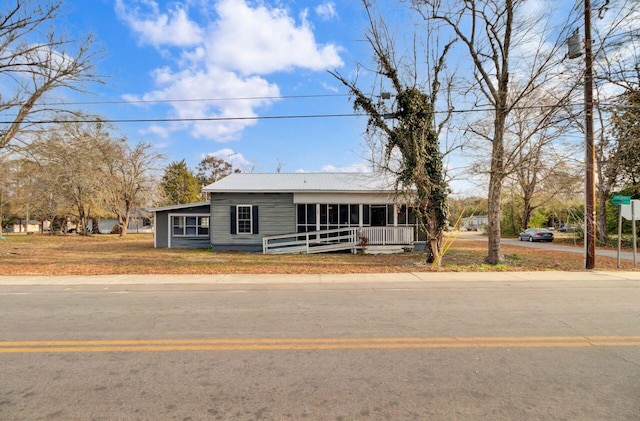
[584,0,596,269]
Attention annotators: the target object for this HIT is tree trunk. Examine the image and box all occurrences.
[596,187,609,241]
[426,231,443,266]
[485,111,507,265]
[522,201,533,231]
[91,217,101,234]
[486,174,504,264]
[117,215,127,237]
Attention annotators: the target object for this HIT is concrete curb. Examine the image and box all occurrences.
[1,271,640,285]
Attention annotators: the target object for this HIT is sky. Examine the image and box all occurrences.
[40,0,640,199]
[57,0,387,181]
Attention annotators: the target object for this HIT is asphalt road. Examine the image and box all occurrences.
[1,277,640,420]
[457,231,640,263]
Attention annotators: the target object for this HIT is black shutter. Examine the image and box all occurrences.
[252,205,259,234]
[230,205,236,234]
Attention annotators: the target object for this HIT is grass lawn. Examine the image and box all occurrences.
[0,232,637,276]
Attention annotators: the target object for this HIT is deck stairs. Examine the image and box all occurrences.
[263,227,359,254]
[262,226,414,254]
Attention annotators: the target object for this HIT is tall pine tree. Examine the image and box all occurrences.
[160,160,201,205]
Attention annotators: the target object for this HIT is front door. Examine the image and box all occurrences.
[371,205,387,226]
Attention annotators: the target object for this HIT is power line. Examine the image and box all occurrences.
[3,113,364,125]
[39,93,350,107]
[0,101,633,125]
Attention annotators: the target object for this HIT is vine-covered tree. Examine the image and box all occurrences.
[160,160,201,206]
[331,1,453,265]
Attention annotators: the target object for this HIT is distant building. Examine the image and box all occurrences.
[461,215,488,232]
[5,220,41,233]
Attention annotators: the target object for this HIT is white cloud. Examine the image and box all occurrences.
[320,81,340,92]
[140,124,172,139]
[321,163,371,173]
[133,66,280,141]
[295,162,373,173]
[118,0,344,142]
[204,148,254,171]
[207,0,343,75]
[315,2,338,21]
[115,0,204,47]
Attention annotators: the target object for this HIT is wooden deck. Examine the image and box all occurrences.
[262,226,414,254]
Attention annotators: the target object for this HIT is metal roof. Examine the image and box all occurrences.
[202,173,400,193]
[147,201,210,212]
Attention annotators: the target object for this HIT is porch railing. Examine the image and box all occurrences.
[359,226,414,246]
[262,226,414,254]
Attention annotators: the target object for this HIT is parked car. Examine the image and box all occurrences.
[558,225,579,233]
[518,228,554,242]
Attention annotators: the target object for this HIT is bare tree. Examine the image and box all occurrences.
[0,0,101,151]
[417,0,574,264]
[501,87,580,230]
[16,120,163,236]
[196,155,239,185]
[100,141,164,236]
[25,118,111,235]
[0,156,8,231]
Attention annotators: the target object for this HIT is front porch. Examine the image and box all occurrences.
[262,226,415,254]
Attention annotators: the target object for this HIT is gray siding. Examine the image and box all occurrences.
[153,204,211,248]
[155,212,169,248]
[170,236,210,248]
[211,193,295,251]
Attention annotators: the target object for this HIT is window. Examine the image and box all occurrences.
[237,205,252,234]
[350,205,359,225]
[172,216,209,236]
[296,204,317,233]
[298,204,364,232]
[230,205,258,234]
[398,205,407,225]
[339,205,349,225]
[328,204,338,225]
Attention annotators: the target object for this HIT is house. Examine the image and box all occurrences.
[150,172,421,253]
[90,216,153,234]
[461,215,488,231]
[5,220,41,234]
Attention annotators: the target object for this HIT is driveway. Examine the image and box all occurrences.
[454,231,639,263]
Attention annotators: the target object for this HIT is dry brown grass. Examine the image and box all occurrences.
[0,232,637,275]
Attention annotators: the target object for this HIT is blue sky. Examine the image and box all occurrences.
[49,0,639,198]
[59,0,383,178]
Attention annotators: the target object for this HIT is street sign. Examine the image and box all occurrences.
[611,195,632,205]
[621,200,640,220]
[615,197,638,269]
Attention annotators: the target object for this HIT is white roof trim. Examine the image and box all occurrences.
[147,201,210,212]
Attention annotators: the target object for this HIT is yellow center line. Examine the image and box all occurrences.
[1,336,639,353]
